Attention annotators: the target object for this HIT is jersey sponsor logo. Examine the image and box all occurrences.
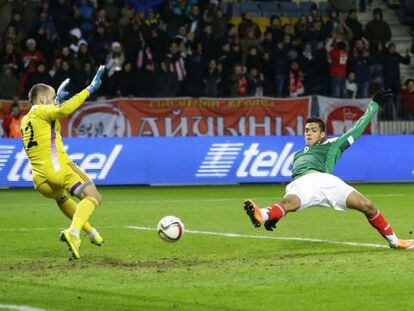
[196,143,295,178]
[6,144,122,182]
[68,103,131,137]
[0,145,15,173]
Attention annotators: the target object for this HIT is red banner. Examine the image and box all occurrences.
[59,97,311,137]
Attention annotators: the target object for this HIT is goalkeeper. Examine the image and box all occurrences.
[244,90,414,250]
[20,65,106,259]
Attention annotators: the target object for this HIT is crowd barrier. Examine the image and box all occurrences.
[1,135,413,188]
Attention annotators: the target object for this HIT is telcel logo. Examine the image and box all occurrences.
[236,143,294,178]
[7,145,123,182]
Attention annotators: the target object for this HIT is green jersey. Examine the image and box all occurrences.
[291,101,379,180]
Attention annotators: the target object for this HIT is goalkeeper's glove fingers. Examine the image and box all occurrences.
[87,65,105,94]
[54,78,70,105]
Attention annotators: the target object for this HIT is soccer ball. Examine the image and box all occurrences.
[157,216,184,243]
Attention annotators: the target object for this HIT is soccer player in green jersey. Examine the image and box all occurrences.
[244,89,414,250]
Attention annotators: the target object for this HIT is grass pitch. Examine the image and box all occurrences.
[1,184,414,310]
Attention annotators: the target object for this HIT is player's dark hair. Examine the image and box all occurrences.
[306,117,325,132]
[28,83,50,104]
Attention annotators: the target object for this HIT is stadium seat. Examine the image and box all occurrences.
[240,1,260,14]
[318,2,332,16]
[219,1,228,13]
[299,1,315,15]
[280,2,300,17]
[259,1,280,12]
[261,10,282,18]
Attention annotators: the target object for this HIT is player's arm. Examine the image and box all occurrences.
[333,89,391,151]
[41,89,91,121]
[41,66,105,121]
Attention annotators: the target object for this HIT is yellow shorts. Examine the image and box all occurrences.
[33,161,92,199]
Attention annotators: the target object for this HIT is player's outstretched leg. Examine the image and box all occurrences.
[56,196,104,246]
[346,191,414,250]
[243,195,299,231]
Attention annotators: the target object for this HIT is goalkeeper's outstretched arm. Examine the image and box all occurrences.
[42,65,105,121]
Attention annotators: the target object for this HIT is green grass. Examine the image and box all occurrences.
[1,184,414,310]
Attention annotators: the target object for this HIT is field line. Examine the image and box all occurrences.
[0,304,47,311]
[126,226,389,249]
[1,193,405,208]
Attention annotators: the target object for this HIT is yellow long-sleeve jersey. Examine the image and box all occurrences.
[20,89,90,185]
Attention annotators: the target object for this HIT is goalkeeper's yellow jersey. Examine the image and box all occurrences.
[20,89,90,184]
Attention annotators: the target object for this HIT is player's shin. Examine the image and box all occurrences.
[56,196,94,235]
[262,203,287,222]
[69,196,99,237]
[367,208,398,246]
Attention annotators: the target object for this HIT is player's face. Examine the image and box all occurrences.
[305,122,324,146]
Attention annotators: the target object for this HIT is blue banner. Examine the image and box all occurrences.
[0,136,413,187]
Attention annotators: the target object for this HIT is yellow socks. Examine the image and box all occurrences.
[70,196,99,235]
[57,196,94,234]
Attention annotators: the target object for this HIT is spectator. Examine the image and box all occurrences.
[24,62,52,96]
[20,38,45,74]
[240,29,260,65]
[20,38,46,94]
[314,42,331,95]
[0,43,22,75]
[165,40,187,94]
[289,60,304,97]
[299,43,317,95]
[294,16,308,41]
[246,67,264,97]
[328,41,349,98]
[185,43,204,97]
[272,42,289,97]
[0,65,19,100]
[147,25,169,64]
[211,8,228,40]
[2,102,23,138]
[364,8,392,54]
[381,43,411,96]
[112,61,137,97]
[345,72,358,98]
[50,0,73,42]
[153,61,179,97]
[75,40,95,71]
[345,9,363,42]
[230,64,248,97]
[51,60,73,93]
[203,59,221,97]
[400,79,414,120]
[245,46,262,71]
[238,11,260,39]
[200,23,217,60]
[90,24,111,65]
[348,40,371,98]
[266,15,283,43]
[73,0,95,36]
[106,41,125,77]
[136,43,155,96]
[73,61,94,92]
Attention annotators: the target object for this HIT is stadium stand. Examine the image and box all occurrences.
[0,0,413,129]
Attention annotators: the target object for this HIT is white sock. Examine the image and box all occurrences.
[88,228,98,239]
[69,227,80,238]
[386,233,398,247]
[260,208,269,222]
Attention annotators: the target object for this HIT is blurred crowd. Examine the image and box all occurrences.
[0,0,414,128]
